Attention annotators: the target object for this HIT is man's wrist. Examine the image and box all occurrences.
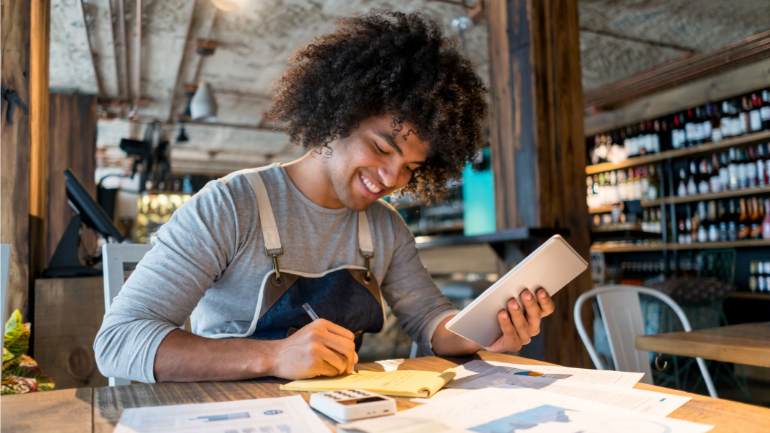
[248,339,279,377]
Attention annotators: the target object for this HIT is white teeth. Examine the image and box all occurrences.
[360,174,382,194]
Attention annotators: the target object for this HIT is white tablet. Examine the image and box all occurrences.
[445,234,588,347]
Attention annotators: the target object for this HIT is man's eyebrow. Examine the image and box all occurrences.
[374,130,403,156]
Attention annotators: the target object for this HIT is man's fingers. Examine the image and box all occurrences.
[317,346,348,375]
[507,299,532,346]
[497,308,520,351]
[322,331,357,361]
[318,319,356,340]
[316,332,357,374]
[536,288,556,316]
[520,290,543,336]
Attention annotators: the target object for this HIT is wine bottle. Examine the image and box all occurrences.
[672,113,685,149]
[696,201,708,242]
[687,159,698,195]
[738,197,750,240]
[761,89,770,130]
[728,147,739,190]
[708,200,719,242]
[762,198,770,239]
[710,153,722,193]
[757,143,767,186]
[698,158,710,194]
[728,199,738,241]
[718,200,728,241]
[710,103,723,142]
[750,93,763,132]
[747,145,758,188]
[751,196,764,239]
[677,167,688,197]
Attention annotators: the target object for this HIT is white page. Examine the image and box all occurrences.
[417,377,688,417]
[453,359,644,388]
[344,387,711,433]
[113,395,330,433]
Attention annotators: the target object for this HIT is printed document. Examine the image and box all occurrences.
[453,359,644,388]
[113,395,330,433]
[429,360,688,417]
[340,387,712,433]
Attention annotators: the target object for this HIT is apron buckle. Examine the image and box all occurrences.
[362,254,373,282]
[266,247,283,281]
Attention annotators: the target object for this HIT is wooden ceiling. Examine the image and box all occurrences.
[49,0,769,175]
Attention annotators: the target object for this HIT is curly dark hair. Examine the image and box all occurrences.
[267,10,487,199]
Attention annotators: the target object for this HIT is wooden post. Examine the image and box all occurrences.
[30,0,51,279]
[47,93,98,264]
[486,0,592,367]
[1,1,31,318]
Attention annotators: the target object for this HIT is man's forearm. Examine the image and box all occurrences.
[430,315,482,356]
[154,329,275,382]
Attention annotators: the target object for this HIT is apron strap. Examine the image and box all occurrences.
[242,167,283,257]
[358,210,374,280]
[241,164,376,280]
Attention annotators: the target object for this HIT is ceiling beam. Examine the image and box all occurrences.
[115,0,129,101]
[585,29,770,111]
[132,0,142,114]
[165,0,198,123]
[579,26,697,54]
[166,0,218,123]
[80,0,104,95]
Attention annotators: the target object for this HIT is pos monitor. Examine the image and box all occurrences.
[43,170,125,277]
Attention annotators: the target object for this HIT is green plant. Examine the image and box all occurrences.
[2,309,54,394]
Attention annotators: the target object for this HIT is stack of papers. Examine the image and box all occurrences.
[338,359,712,433]
[339,387,711,433]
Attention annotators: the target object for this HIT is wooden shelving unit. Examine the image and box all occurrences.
[588,185,770,213]
[591,239,770,253]
[585,130,770,175]
[728,292,770,300]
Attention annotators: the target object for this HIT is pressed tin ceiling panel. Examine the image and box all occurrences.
[50,0,768,173]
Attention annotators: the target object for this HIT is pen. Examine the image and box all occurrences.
[301,303,358,374]
[302,302,320,321]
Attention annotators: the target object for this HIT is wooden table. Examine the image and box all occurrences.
[3,352,770,433]
[636,322,770,368]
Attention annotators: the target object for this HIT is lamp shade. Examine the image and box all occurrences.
[190,81,217,120]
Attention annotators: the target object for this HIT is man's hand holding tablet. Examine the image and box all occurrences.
[444,235,588,351]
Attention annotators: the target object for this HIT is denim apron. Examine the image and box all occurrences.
[243,169,385,349]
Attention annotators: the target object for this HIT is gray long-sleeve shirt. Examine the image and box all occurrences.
[94,165,457,382]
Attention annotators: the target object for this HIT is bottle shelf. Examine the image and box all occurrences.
[585,130,770,175]
[588,185,770,213]
[591,238,770,253]
[727,291,770,300]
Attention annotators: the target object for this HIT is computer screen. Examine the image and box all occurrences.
[64,169,125,242]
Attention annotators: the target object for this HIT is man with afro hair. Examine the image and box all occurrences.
[94,10,555,383]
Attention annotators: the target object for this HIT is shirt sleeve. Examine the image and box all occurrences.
[379,211,458,355]
[93,179,241,383]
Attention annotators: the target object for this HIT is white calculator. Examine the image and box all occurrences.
[309,389,396,423]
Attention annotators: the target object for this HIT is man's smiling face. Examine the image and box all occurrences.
[324,114,429,211]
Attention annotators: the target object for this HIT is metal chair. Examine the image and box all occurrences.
[574,284,718,398]
[101,243,152,386]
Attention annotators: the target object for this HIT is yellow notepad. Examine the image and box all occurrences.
[279,369,455,398]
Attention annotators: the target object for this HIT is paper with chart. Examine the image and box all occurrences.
[112,395,330,433]
[341,387,712,433]
[431,360,688,417]
[417,381,688,417]
[453,360,644,388]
